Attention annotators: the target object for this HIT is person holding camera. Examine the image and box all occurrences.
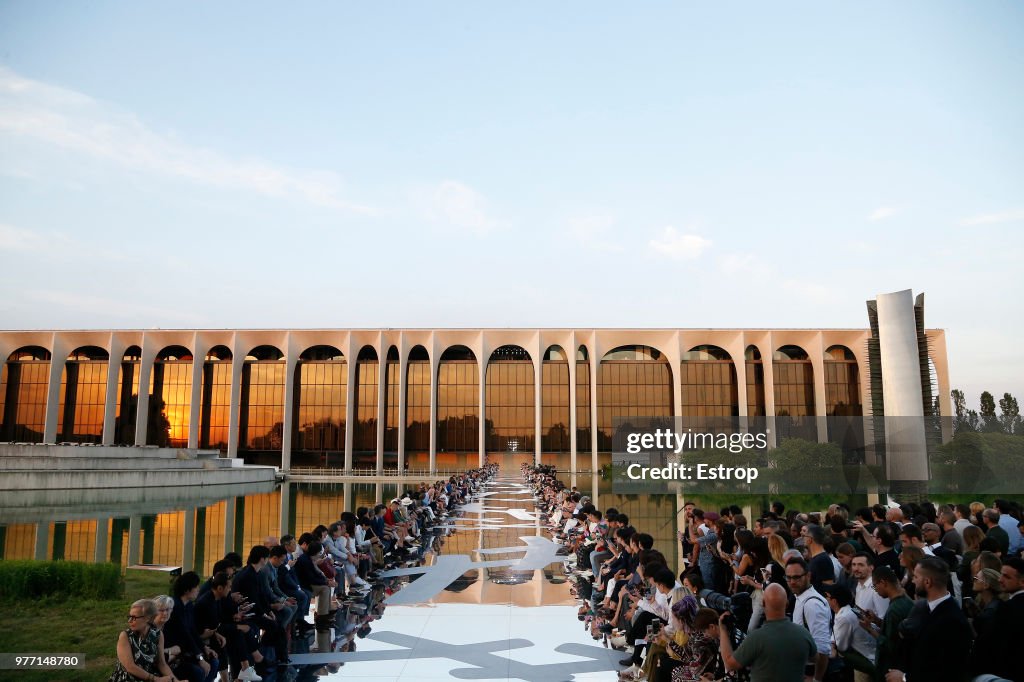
[719,583,816,681]
[822,584,876,682]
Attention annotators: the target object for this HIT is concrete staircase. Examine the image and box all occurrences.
[0,443,278,491]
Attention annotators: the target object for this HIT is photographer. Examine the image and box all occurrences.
[720,583,816,681]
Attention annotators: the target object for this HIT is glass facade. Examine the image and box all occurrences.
[597,345,673,452]
[773,345,815,417]
[576,346,591,453]
[115,346,141,445]
[353,347,379,465]
[383,347,399,467]
[147,346,193,448]
[437,346,478,454]
[824,345,862,416]
[485,345,535,454]
[744,345,766,418]
[0,346,51,442]
[405,346,430,467]
[541,346,569,453]
[57,346,109,443]
[292,345,345,466]
[200,346,232,451]
[680,345,738,419]
[240,345,285,458]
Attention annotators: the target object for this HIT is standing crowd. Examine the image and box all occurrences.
[524,464,1024,682]
[110,464,497,682]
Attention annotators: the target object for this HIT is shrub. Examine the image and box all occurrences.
[0,560,123,601]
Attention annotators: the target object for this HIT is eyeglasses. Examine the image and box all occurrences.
[785,573,807,581]
[127,614,144,621]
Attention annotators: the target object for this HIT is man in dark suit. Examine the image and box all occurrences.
[884,556,972,682]
[994,557,1024,681]
[231,546,288,668]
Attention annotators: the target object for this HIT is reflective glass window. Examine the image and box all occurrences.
[58,347,109,443]
[0,346,52,442]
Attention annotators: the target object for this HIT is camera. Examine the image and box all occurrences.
[721,612,736,629]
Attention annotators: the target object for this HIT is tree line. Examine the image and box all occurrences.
[951,389,1022,435]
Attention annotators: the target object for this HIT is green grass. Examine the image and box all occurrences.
[0,567,174,682]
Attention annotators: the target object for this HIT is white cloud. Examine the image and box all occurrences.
[648,226,712,261]
[566,215,621,252]
[960,208,1024,227]
[0,222,125,261]
[868,206,898,221]
[422,180,498,234]
[0,223,49,252]
[0,66,373,214]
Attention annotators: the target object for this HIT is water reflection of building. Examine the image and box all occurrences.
[0,309,951,474]
[0,472,685,593]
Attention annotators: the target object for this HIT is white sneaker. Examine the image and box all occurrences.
[238,667,263,682]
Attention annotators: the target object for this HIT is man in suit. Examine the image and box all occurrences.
[994,557,1024,681]
[884,556,972,682]
[232,546,288,668]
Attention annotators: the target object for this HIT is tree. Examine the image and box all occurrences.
[980,391,1000,433]
[952,389,973,434]
[999,392,1021,435]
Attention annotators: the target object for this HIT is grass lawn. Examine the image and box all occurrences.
[0,569,175,682]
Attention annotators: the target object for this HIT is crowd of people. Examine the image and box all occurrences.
[525,464,1024,682]
[109,464,498,682]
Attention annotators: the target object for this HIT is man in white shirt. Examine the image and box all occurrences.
[851,552,889,619]
[952,504,974,539]
[823,584,876,682]
[787,557,831,682]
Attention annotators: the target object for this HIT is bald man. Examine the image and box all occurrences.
[720,583,817,681]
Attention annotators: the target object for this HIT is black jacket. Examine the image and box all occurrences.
[904,597,972,682]
[293,552,328,589]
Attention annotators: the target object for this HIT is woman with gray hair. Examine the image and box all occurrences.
[109,598,180,682]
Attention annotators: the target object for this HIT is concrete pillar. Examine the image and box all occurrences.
[811,332,828,443]
[227,336,244,458]
[534,341,542,467]
[134,335,156,446]
[429,340,438,475]
[376,339,386,475]
[478,352,487,470]
[397,338,408,473]
[182,508,196,572]
[280,482,292,537]
[94,517,109,563]
[344,338,356,473]
[763,339,778,448]
[102,337,122,446]
[568,337,577,475]
[281,337,297,471]
[43,333,66,443]
[223,500,236,555]
[128,515,141,565]
[590,340,599,474]
[187,336,203,449]
[34,522,48,560]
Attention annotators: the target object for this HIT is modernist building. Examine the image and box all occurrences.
[0,291,951,475]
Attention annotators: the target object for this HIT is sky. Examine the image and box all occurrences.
[0,1,1021,409]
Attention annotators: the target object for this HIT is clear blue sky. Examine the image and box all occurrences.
[0,1,1021,409]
